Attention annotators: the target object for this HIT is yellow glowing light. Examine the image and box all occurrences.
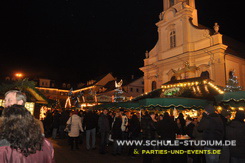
[65,97,71,108]
[238,107,244,111]
[73,86,96,93]
[204,85,209,93]
[192,86,196,93]
[25,102,35,115]
[230,107,235,110]
[36,87,69,92]
[217,106,222,111]
[197,86,201,94]
[81,103,96,107]
[15,73,23,78]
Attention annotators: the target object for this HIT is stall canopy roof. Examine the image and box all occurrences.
[94,97,211,110]
[215,91,245,107]
[133,77,224,102]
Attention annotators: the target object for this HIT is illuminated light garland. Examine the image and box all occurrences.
[65,97,71,108]
[192,86,196,93]
[204,85,209,93]
[134,80,226,101]
[36,87,69,92]
[238,107,244,111]
[207,82,224,94]
[197,86,202,94]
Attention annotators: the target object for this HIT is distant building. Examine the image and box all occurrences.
[140,0,245,93]
[96,76,144,102]
[1,73,144,109]
[35,78,70,108]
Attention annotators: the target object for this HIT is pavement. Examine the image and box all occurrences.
[49,137,143,163]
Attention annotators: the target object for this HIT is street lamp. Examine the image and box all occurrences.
[15,73,24,79]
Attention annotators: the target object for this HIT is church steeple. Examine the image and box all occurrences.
[163,0,196,11]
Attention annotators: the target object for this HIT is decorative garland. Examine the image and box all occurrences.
[94,104,204,111]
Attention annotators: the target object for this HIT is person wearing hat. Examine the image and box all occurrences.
[197,104,224,163]
[226,110,245,163]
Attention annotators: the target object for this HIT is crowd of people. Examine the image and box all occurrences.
[0,89,244,163]
[43,103,244,163]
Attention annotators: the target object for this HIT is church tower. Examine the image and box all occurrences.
[163,0,195,11]
[140,0,241,93]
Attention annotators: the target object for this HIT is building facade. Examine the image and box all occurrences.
[140,0,245,93]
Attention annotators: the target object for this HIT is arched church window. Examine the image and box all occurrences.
[170,30,176,48]
[152,81,157,91]
[169,0,175,7]
[200,71,210,79]
[170,76,177,82]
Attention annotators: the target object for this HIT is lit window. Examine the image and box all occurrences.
[170,30,176,48]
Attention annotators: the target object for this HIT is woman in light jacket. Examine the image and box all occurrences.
[66,111,84,150]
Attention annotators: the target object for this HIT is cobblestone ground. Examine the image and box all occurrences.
[49,137,143,163]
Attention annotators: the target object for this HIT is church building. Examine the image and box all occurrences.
[140,0,245,93]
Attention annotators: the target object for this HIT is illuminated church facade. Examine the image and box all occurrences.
[140,0,245,93]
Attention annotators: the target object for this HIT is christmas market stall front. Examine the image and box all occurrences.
[94,77,224,118]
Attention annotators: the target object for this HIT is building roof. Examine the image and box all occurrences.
[190,18,245,59]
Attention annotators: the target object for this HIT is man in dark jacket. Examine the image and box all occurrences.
[141,112,157,163]
[98,109,110,154]
[157,112,178,140]
[157,112,179,163]
[59,110,70,139]
[83,110,97,150]
[226,110,245,163]
[184,117,195,138]
[197,104,224,163]
[52,110,60,139]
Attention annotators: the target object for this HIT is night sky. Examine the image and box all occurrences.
[0,0,244,83]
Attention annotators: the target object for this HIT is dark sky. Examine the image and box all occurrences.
[0,0,244,83]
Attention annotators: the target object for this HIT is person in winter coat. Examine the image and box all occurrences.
[0,105,55,163]
[59,110,70,139]
[157,112,179,163]
[226,110,245,163]
[66,111,84,150]
[141,112,157,140]
[120,109,128,140]
[184,117,195,138]
[141,112,157,163]
[52,110,60,139]
[98,109,110,154]
[111,112,123,155]
[128,114,141,156]
[83,110,97,150]
[157,112,178,140]
[176,113,186,135]
[197,104,224,163]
